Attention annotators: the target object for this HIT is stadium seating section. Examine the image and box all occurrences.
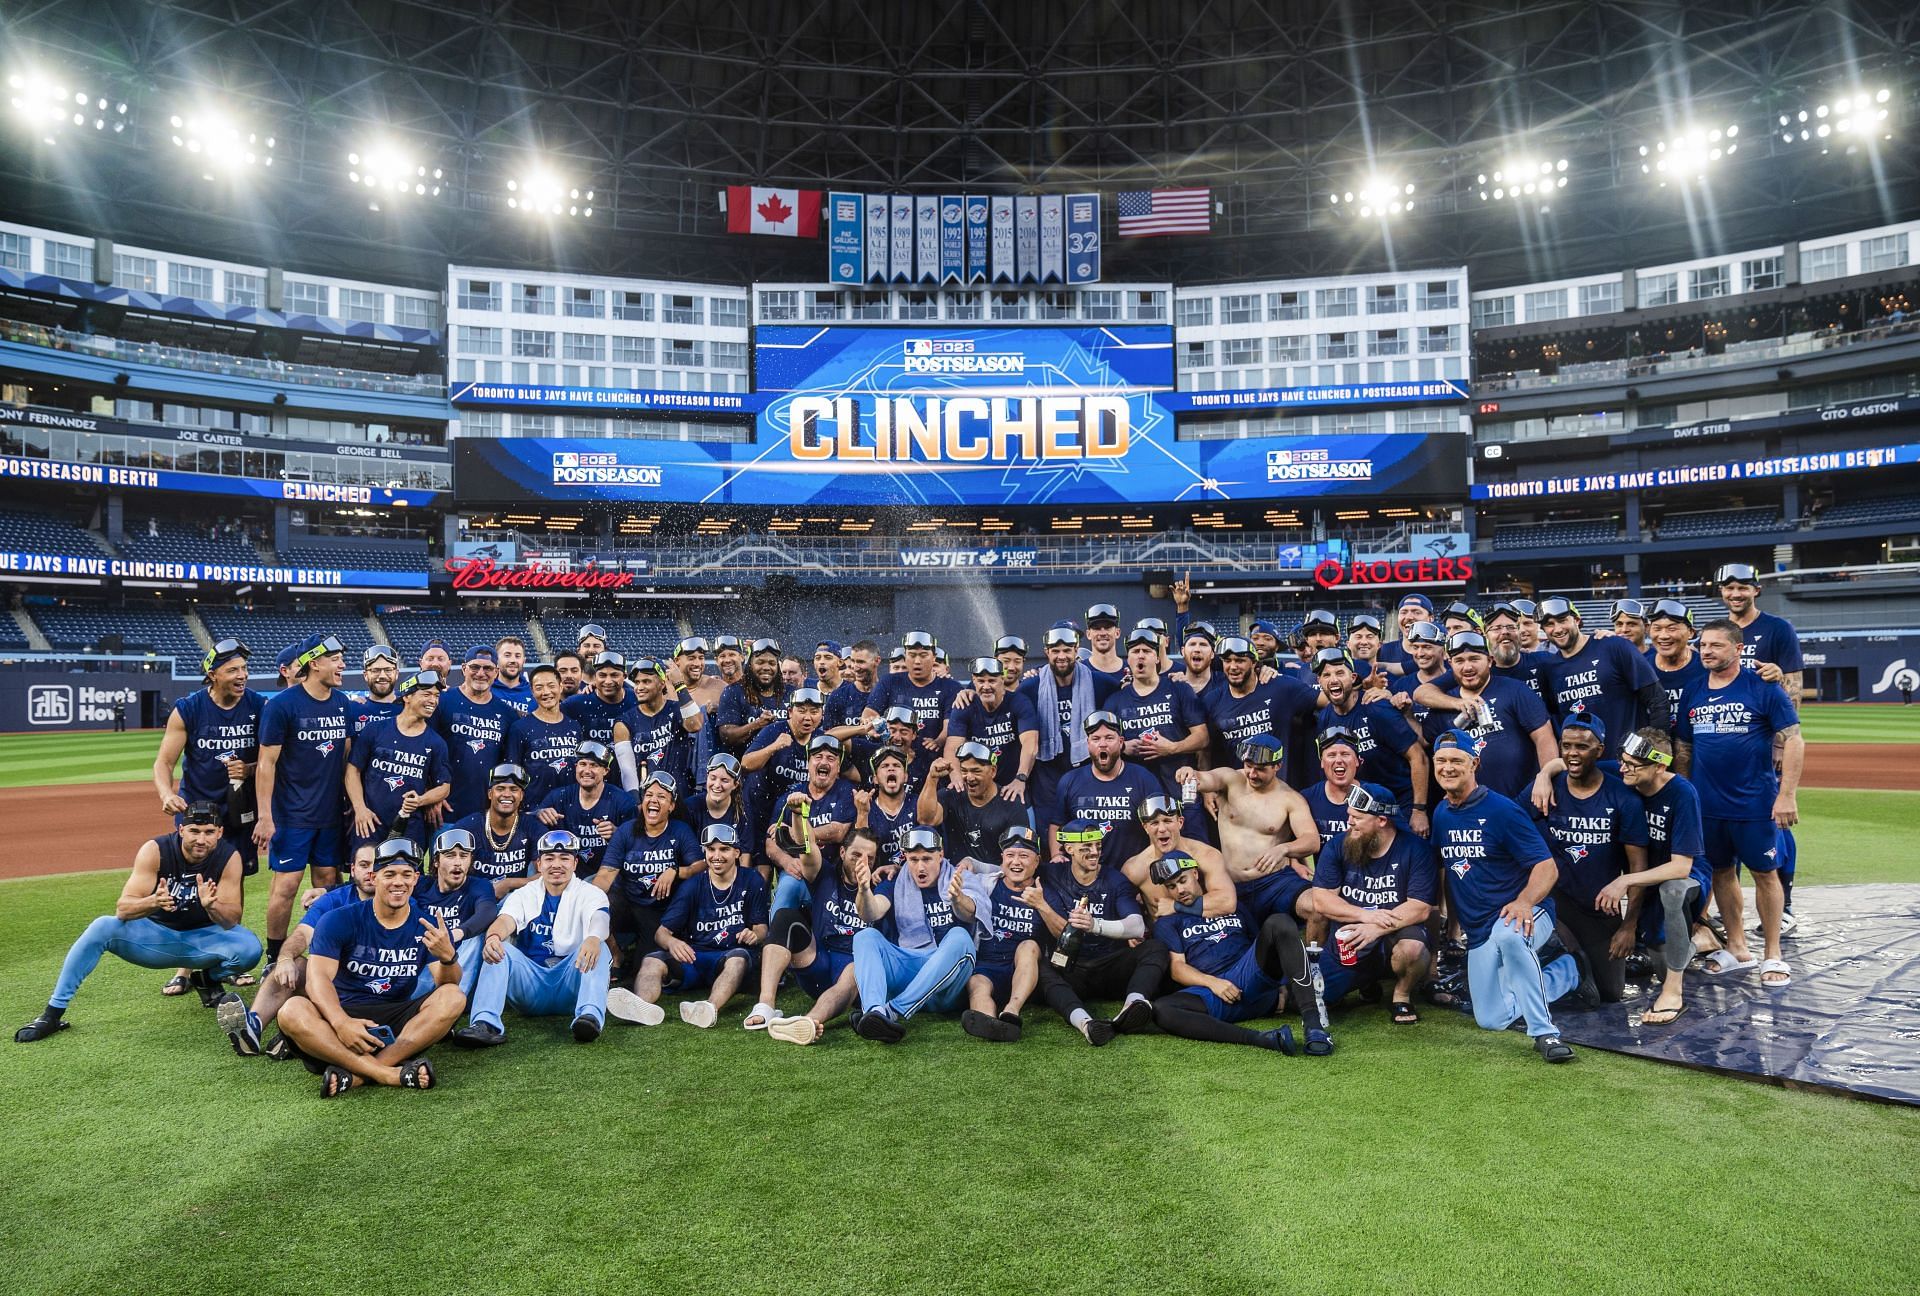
[119,520,263,568]
[1491,518,1622,549]
[1657,506,1782,539]
[195,607,379,663]
[374,611,536,664]
[1814,495,1920,528]
[0,507,107,556]
[549,617,683,657]
[32,606,202,659]
[278,542,430,573]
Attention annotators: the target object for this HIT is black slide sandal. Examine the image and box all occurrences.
[399,1057,436,1090]
[319,1064,354,1098]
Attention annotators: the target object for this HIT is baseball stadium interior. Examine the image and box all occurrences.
[2,4,1916,1293]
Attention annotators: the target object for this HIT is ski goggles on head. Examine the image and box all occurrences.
[181,800,222,826]
[1082,709,1122,735]
[883,706,917,726]
[361,643,397,667]
[1407,622,1446,645]
[1300,609,1339,633]
[903,828,942,852]
[1715,563,1759,585]
[1057,825,1105,845]
[887,647,907,662]
[293,636,345,672]
[1349,614,1383,635]
[1184,622,1218,645]
[1137,795,1182,822]
[1348,784,1398,818]
[900,631,936,650]
[1442,602,1483,629]
[1649,599,1694,626]
[577,623,609,643]
[706,753,742,777]
[954,740,994,764]
[592,651,627,672]
[202,638,250,674]
[1537,597,1577,620]
[806,734,843,756]
[700,823,739,848]
[1316,727,1360,754]
[1239,737,1284,766]
[396,669,443,696]
[1136,617,1168,636]
[1507,598,1539,619]
[1044,626,1080,647]
[1619,732,1674,768]
[675,637,709,656]
[1149,851,1199,886]
[871,745,910,771]
[749,638,781,657]
[1312,648,1354,675]
[375,838,422,866]
[788,687,825,706]
[433,827,476,854]
[995,636,1028,656]
[575,741,611,767]
[629,657,662,678]
[1218,636,1254,658]
[1000,824,1039,852]
[536,830,581,855]
[971,657,1003,677]
[1085,603,1119,624]
[1446,631,1489,657]
[711,635,742,652]
[488,763,529,788]
[643,770,681,799]
[1610,598,1647,621]
[1124,628,1160,649]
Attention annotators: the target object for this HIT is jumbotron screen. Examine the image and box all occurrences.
[453,323,1466,507]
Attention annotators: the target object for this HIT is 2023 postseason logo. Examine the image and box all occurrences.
[1267,448,1375,482]
[551,452,663,487]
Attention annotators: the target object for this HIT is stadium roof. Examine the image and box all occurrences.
[1,0,1915,292]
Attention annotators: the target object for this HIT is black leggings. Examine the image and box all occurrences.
[1553,892,1628,1003]
[1038,940,1170,1020]
[769,905,812,953]
[608,892,664,963]
[1153,990,1269,1046]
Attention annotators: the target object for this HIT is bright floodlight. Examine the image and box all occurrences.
[1331,175,1416,218]
[506,169,594,218]
[6,71,128,144]
[169,109,274,178]
[346,142,444,210]
[1476,157,1569,202]
[1638,124,1739,186]
[1777,88,1894,150]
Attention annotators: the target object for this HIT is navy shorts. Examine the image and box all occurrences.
[1318,927,1429,1003]
[645,945,752,991]
[1703,816,1783,874]
[971,962,1016,1001]
[269,822,345,874]
[795,948,855,998]
[1238,868,1311,923]
[1177,950,1279,1023]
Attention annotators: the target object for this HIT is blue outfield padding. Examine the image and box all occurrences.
[1553,884,1920,1106]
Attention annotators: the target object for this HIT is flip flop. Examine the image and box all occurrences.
[1759,958,1792,989]
[161,974,191,997]
[1697,950,1758,975]
[1641,1003,1687,1026]
[231,972,259,988]
[1390,1000,1419,1025]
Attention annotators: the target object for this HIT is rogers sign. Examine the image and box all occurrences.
[444,556,635,591]
[1312,556,1474,589]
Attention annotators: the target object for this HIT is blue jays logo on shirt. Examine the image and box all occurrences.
[385,775,409,792]
[367,977,393,995]
[1450,859,1472,878]
[1566,844,1589,863]
[316,740,337,757]
[467,739,490,754]
[550,757,569,771]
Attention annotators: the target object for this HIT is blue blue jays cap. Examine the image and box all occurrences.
[1057,818,1105,844]
[1398,593,1434,612]
[465,644,496,664]
[1560,712,1607,745]
[816,640,844,656]
[1249,619,1279,637]
[1149,850,1200,886]
[276,642,301,671]
[1433,729,1484,757]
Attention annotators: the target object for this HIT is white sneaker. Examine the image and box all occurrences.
[743,1002,779,1031]
[607,988,664,1026]
[680,1000,718,1029]
[769,1015,819,1046]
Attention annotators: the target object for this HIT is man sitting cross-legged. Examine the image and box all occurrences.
[272,838,466,1096]
[451,829,612,1048]
[847,827,986,1043]
[607,824,769,1029]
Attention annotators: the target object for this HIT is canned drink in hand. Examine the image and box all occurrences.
[1180,776,1198,807]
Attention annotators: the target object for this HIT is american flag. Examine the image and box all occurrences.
[1116,188,1212,236]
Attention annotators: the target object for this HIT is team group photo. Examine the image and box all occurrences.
[2,2,1917,1293]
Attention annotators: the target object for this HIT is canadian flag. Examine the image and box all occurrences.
[724,186,823,237]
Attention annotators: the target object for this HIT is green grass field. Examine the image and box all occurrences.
[3,726,1917,1295]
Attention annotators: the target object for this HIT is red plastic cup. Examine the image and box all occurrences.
[1336,925,1361,966]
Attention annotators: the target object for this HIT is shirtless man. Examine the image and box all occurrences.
[1121,794,1237,918]
[1175,732,1322,929]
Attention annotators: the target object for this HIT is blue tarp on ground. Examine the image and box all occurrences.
[1554,884,1920,1105]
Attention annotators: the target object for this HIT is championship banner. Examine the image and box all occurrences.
[914,195,940,283]
[1039,195,1065,284]
[827,192,864,285]
[1064,193,1102,284]
[456,323,1470,508]
[990,196,1016,283]
[1014,196,1040,284]
[939,195,966,284]
[888,194,914,283]
[864,196,890,282]
[965,195,990,283]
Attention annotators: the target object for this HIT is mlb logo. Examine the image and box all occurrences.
[1268,450,1295,466]
[28,684,73,726]
[909,339,933,355]
[552,452,580,469]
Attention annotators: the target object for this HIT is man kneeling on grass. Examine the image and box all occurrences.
[274,838,466,1096]
[608,824,768,1029]
[452,830,612,1048]
[18,802,260,1043]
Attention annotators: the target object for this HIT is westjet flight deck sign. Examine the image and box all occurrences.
[454,325,1465,506]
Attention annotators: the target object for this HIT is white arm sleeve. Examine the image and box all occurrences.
[614,740,640,792]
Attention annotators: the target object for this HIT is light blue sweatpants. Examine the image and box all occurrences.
[1467,907,1579,1038]
[852,926,975,1020]
[50,916,263,1009]
[468,942,611,1031]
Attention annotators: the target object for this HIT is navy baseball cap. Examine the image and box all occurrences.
[1057,818,1105,844]
[420,637,449,655]
[465,645,496,665]
[1561,713,1607,745]
[1398,593,1434,612]
[1149,851,1199,886]
[1249,619,1279,637]
[816,640,845,656]
[292,634,344,674]
[275,642,301,671]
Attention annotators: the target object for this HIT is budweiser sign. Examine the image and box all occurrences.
[443,556,636,591]
[1312,556,1474,590]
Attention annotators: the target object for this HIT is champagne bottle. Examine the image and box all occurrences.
[1050,899,1087,968]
